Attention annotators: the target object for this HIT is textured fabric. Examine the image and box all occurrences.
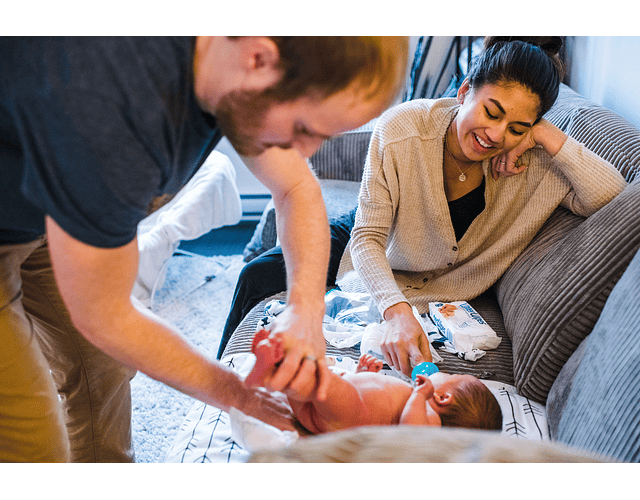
[134,151,242,305]
[338,98,627,317]
[495,84,640,404]
[545,84,640,183]
[242,180,360,262]
[496,181,640,403]
[308,120,377,182]
[0,238,137,462]
[0,37,221,247]
[248,425,606,463]
[546,247,640,463]
[242,199,277,263]
[222,289,516,387]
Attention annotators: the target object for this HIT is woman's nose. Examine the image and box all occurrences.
[486,123,506,146]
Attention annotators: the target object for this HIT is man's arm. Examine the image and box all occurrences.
[46,216,294,431]
[241,147,331,400]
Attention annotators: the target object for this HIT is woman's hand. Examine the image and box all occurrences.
[381,302,433,376]
[491,118,567,180]
[491,128,537,180]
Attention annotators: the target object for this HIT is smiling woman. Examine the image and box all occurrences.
[220,36,629,383]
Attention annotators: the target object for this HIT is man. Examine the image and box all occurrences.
[0,36,408,462]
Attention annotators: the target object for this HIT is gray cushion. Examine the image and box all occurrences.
[546,247,640,463]
[309,129,373,182]
[495,85,640,404]
[497,180,640,404]
[243,121,375,262]
[242,199,276,262]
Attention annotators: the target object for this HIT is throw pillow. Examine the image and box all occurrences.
[495,85,640,404]
[546,246,640,463]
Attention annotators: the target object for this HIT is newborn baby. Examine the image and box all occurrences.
[245,330,502,434]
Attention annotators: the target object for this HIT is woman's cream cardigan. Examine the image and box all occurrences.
[337,98,628,317]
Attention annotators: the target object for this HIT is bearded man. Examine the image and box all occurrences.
[0,36,408,462]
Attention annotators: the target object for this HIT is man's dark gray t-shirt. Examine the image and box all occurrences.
[0,37,222,247]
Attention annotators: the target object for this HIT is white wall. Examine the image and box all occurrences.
[568,36,640,128]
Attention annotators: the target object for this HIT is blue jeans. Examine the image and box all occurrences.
[217,207,357,359]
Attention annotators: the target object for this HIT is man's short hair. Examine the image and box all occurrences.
[264,37,409,106]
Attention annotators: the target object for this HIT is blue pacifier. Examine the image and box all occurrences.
[411,362,439,381]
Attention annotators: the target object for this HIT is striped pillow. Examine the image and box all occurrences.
[308,119,376,182]
[547,247,640,462]
[495,85,640,404]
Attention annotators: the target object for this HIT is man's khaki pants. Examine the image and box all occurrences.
[0,237,136,462]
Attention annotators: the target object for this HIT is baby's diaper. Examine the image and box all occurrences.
[429,301,501,353]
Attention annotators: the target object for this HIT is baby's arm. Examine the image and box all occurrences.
[399,375,434,426]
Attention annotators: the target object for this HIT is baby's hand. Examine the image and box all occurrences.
[413,374,435,399]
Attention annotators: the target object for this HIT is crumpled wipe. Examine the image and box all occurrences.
[229,407,299,453]
[360,306,444,364]
[258,292,382,349]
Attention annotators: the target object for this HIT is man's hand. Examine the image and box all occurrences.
[259,302,331,401]
[381,302,433,376]
[238,387,296,432]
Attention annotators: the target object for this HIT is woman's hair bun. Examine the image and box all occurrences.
[483,36,563,57]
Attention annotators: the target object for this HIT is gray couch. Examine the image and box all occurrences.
[229,84,640,462]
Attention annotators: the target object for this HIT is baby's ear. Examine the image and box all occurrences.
[434,390,454,407]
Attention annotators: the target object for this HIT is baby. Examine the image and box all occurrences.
[245,330,502,434]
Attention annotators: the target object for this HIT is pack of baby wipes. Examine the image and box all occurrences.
[429,301,501,353]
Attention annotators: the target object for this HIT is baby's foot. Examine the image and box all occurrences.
[356,353,384,373]
[245,330,284,387]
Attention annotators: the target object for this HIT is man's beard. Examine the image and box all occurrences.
[214,89,276,157]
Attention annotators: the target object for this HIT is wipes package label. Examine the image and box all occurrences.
[429,301,501,353]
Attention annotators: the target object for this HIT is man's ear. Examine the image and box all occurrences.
[456,78,470,104]
[235,37,282,91]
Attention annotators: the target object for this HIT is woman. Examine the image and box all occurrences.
[219,37,627,376]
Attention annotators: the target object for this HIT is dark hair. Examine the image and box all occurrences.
[467,36,564,121]
[439,377,503,431]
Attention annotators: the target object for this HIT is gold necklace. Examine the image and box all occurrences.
[445,135,480,182]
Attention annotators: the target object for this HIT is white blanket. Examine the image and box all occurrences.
[164,352,549,463]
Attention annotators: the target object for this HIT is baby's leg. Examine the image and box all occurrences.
[245,330,284,387]
[356,353,384,373]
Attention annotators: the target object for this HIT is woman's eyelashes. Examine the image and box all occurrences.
[484,107,526,136]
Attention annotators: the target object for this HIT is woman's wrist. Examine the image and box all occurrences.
[383,301,413,321]
[533,118,567,157]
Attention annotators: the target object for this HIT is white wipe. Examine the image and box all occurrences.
[360,306,443,363]
[429,301,501,353]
